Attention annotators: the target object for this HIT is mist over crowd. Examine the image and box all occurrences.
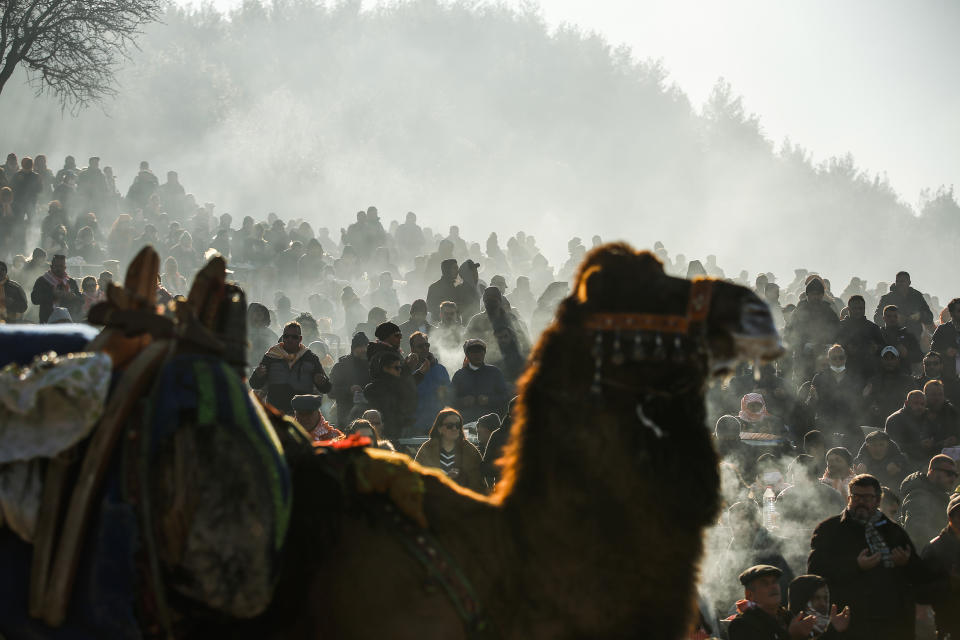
[2,0,958,298]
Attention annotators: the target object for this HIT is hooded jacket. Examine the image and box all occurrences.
[900,471,950,551]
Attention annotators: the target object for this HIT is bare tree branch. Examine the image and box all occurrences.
[0,0,163,112]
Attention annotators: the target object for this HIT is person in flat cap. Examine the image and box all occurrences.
[328,332,371,424]
[728,565,824,640]
[451,339,508,424]
[919,491,960,639]
[291,394,343,443]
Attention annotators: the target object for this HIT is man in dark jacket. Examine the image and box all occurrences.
[249,321,332,414]
[398,299,434,341]
[865,347,918,430]
[900,455,957,552]
[785,278,839,384]
[874,272,934,344]
[879,305,922,374]
[919,495,960,640]
[853,430,908,492]
[931,297,960,377]
[426,258,459,322]
[0,260,28,322]
[10,156,42,223]
[922,379,960,453]
[328,332,370,424]
[464,286,531,384]
[808,474,926,640]
[837,295,885,382]
[451,339,509,424]
[808,344,865,451]
[916,350,960,407]
[728,565,809,640]
[363,350,416,440]
[30,254,81,323]
[886,389,938,471]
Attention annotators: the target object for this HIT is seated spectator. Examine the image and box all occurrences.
[776,455,844,539]
[885,389,938,471]
[821,447,855,499]
[853,430,907,491]
[249,321,332,414]
[344,418,393,451]
[919,494,960,640]
[451,339,509,423]
[922,379,960,453]
[292,394,343,443]
[414,408,483,492]
[879,305,922,374]
[879,486,901,524]
[837,294,884,382]
[808,345,865,451]
[728,565,808,640]
[737,392,786,437]
[916,350,960,407]
[900,454,957,552]
[863,346,917,428]
[362,350,416,440]
[785,574,851,639]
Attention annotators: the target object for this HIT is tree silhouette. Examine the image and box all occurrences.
[0,0,162,110]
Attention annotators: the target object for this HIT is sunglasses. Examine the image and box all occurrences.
[441,421,461,430]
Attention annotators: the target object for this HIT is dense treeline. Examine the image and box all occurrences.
[1,0,956,296]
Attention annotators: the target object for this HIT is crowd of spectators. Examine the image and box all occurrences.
[1,151,959,639]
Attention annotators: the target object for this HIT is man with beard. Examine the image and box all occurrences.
[426,258,459,322]
[249,321,332,414]
[873,272,934,344]
[931,297,960,378]
[808,474,924,640]
[30,254,81,323]
[464,286,531,384]
[921,380,960,454]
[915,350,960,407]
[900,455,957,552]
[885,390,938,472]
[328,332,370,424]
[837,295,885,381]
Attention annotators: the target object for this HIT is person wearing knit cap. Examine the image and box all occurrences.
[785,274,839,384]
[919,491,960,639]
[329,332,371,424]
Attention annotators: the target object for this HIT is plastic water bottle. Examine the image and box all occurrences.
[763,486,778,530]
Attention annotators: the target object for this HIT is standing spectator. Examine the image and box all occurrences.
[249,321,332,414]
[30,254,81,323]
[785,278,839,384]
[362,350,416,440]
[853,431,907,492]
[246,303,277,377]
[873,272,934,344]
[464,286,531,383]
[900,455,957,552]
[0,260,28,322]
[409,331,450,433]
[451,339,509,424]
[931,297,960,378]
[879,305,922,374]
[426,258,459,322]
[414,408,484,493]
[76,156,107,217]
[837,295,884,383]
[11,156,42,223]
[808,474,925,640]
[885,390,937,471]
[328,332,371,425]
[919,494,960,640]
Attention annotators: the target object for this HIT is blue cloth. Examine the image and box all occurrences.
[413,361,450,433]
[0,323,98,366]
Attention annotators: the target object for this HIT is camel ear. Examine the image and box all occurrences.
[187,255,227,330]
[106,246,160,310]
[576,265,602,303]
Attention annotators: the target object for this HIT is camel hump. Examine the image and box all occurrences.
[573,243,666,306]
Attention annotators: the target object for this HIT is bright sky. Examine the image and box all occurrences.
[174,0,960,204]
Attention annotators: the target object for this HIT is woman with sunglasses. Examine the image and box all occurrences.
[414,408,483,493]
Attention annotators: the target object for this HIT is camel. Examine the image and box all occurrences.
[1,242,781,639]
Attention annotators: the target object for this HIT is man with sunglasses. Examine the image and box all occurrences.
[901,455,958,553]
[809,474,925,640]
[250,321,331,414]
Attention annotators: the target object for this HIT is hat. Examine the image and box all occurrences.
[351,331,370,349]
[463,338,487,354]
[739,564,783,587]
[880,345,900,358]
[477,413,501,431]
[290,395,323,412]
[374,322,401,340]
[948,494,960,517]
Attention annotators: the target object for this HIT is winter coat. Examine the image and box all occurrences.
[1,278,28,321]
[328,354,370,424]
[808,510,925,640]
[363,371,416,440]
[853,440,908,491]
[885,407,938,471]
[874,287,933,342]
[900,472,951,551]
[414,438,484,493]
[249,346,331,414]
[837,316,885,380]
[865,371,917,430]
[412,358,450,433]
[451,364,509,424]
[880,325,922,373]
[30,274,81,323]
[931,322,960,377]
[919,526,960,638]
